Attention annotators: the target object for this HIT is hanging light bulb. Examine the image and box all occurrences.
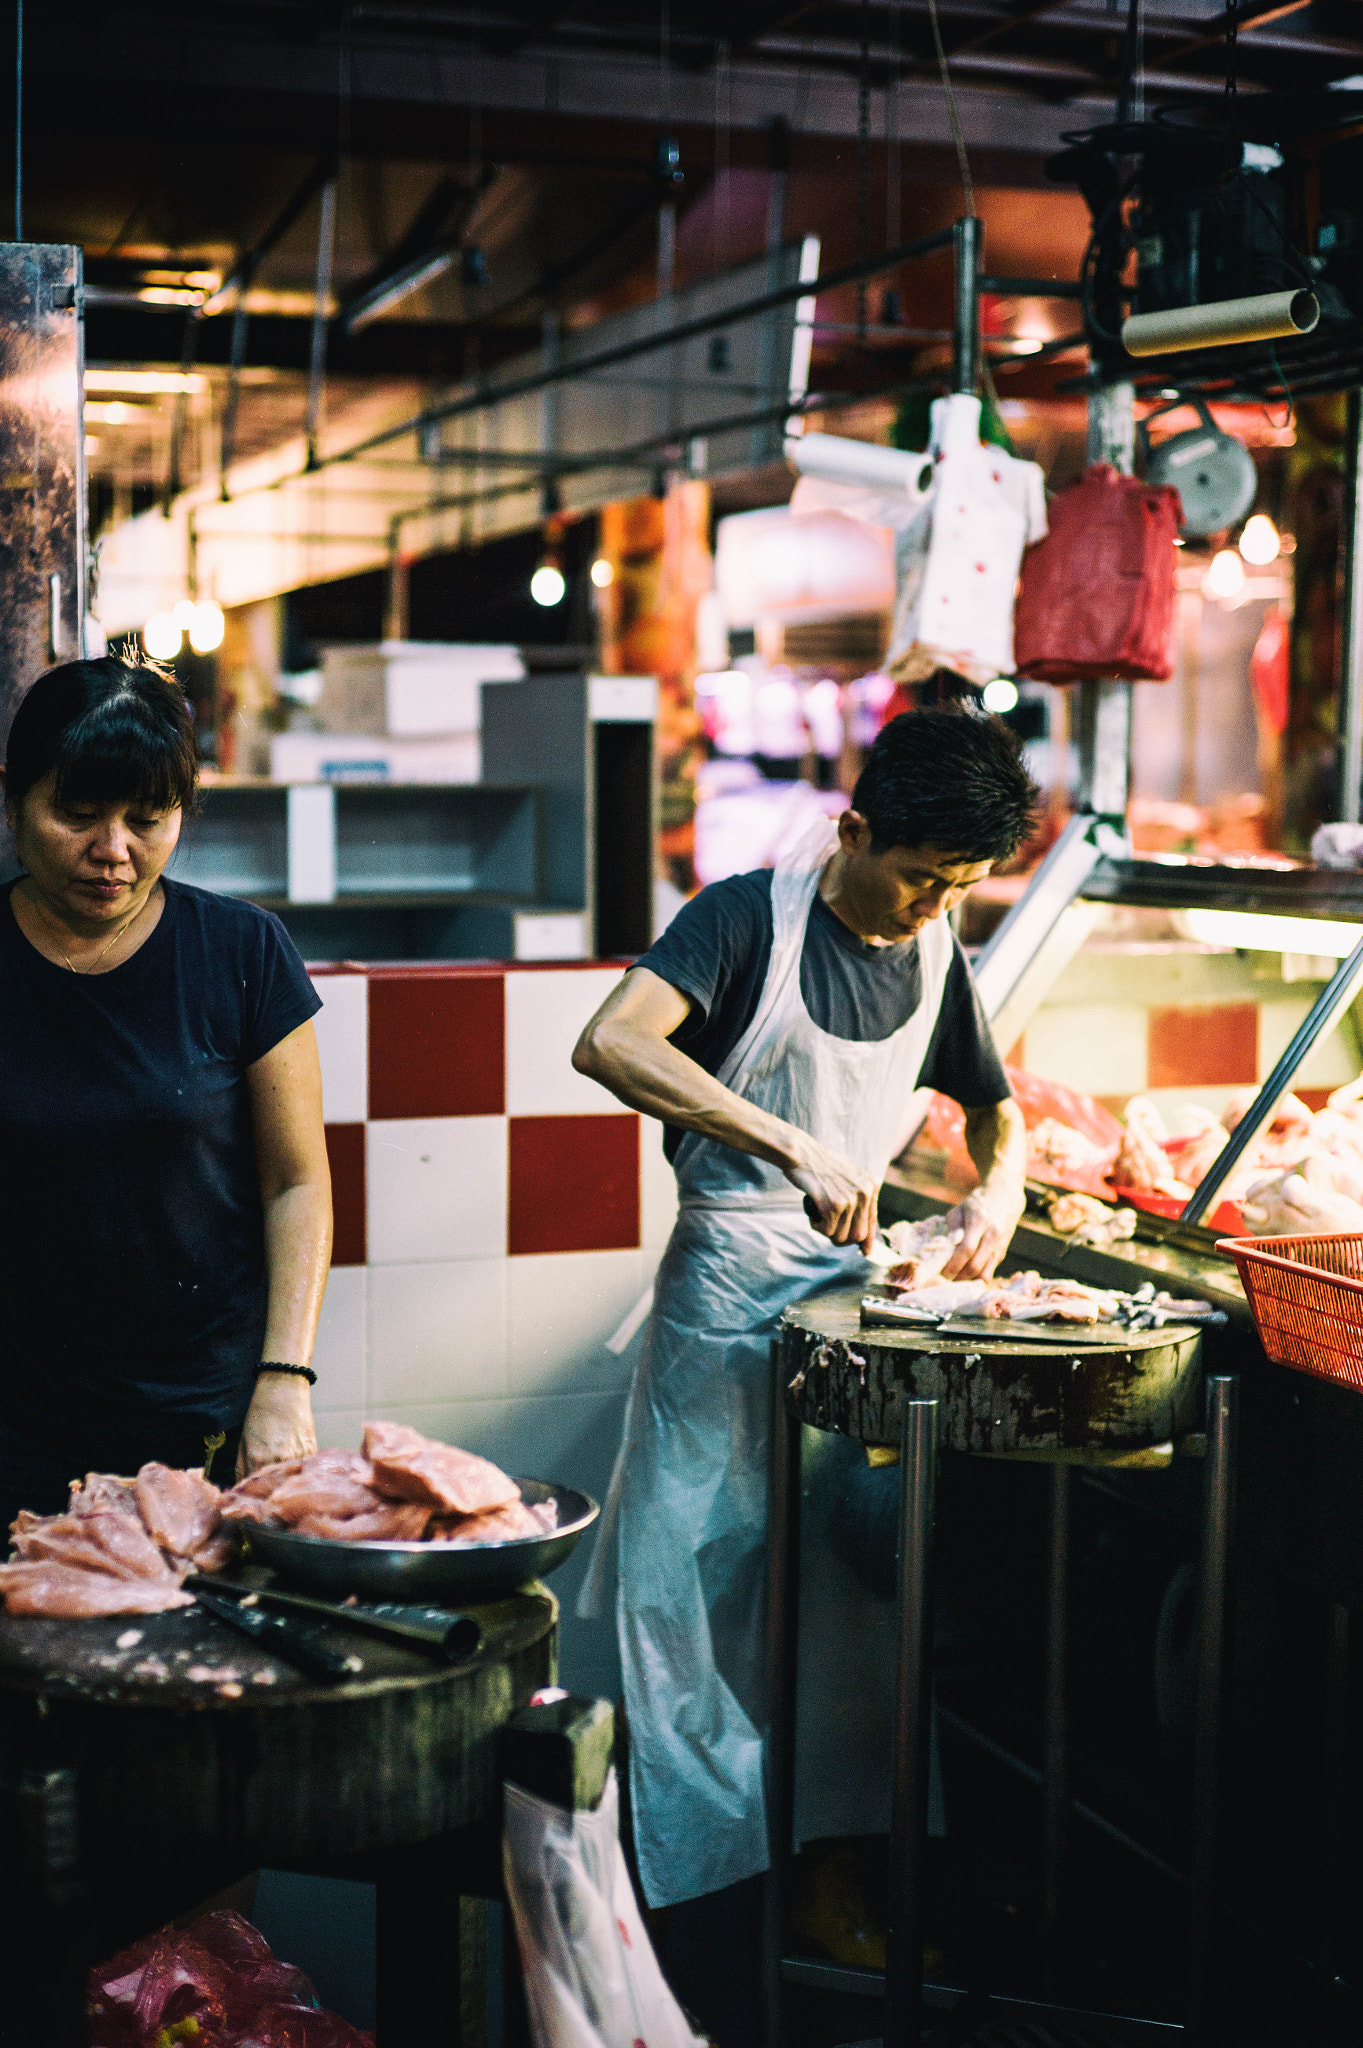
[981,677,1019,714]
[590,558,614,589]
[172,598,196,631]
[189,600,225,653]
[1238,513,1280,565]
[1204,549,1246,600]
[530,562,567,607]
[143,612,182,659]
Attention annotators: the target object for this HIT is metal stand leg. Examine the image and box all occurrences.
[885,1398,939,2048]
[376,1836,464,2043]
[1188,1375,1238,2048]
[1315,1600,1350,2040]
[1041,1464,1070,1959]
[763,1342,802,2048]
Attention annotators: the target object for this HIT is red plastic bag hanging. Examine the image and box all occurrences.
[1012,464,1182,684]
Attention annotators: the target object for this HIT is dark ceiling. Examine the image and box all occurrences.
[21,2,1363,500]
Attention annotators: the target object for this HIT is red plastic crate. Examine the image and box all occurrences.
[1218,1232,1363,1391]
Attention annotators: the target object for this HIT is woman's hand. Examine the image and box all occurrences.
[237,1371,318,1478]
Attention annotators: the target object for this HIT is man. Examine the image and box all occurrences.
[574,708,1036,1932]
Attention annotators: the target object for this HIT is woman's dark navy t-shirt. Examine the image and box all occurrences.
[0,876,321,1439]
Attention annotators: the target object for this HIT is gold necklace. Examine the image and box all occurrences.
[26,884,153,974]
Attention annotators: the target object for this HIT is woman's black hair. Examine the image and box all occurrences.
[4,655,198,819]
[851,706,1040,864]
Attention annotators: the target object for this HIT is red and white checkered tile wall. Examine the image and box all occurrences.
[306,961,670,1688]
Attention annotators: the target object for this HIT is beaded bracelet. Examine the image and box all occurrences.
[255,1361,318,1385]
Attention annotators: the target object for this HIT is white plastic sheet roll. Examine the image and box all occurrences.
[1122,289,1318,356]
[784,429,928,491]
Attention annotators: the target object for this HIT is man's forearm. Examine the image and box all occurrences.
[963,1097,1028,1193]
[576,1020,808,1172]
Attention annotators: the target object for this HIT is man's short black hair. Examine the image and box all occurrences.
[851,707,1040,863]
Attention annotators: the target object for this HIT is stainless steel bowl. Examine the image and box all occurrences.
[238,1480,599,1605]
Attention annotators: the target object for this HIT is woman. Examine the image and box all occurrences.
[0,654,332,1531]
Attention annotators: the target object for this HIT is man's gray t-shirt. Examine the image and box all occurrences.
[637,869,1009,1161]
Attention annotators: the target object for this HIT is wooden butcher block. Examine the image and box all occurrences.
[780,1284,1204,1458]
[0,1582,556,1872]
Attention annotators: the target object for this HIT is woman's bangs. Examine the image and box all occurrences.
[51,706,189,815]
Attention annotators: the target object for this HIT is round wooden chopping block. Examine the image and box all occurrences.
[780,1287,1204,1455]
[0,1586,555,1869]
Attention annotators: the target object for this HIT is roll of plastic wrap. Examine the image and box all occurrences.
[784,430,928,491]
[1122,289,1318,357]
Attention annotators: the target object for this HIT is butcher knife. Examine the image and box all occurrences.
[190,1583,359,1683]
[187,1575,482,1662]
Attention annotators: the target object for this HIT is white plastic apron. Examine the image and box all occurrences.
[612,823,953,1909]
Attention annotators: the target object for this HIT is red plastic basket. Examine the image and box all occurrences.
[1218,1232,1363,1391]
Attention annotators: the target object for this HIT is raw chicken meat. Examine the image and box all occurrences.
[69,1474,140,1517]
[429,1498,558,1545]
[1027,1119,1112,1185]
[134,1464,226,1567]
[265,1450,389,1528]
[1046,1192,1137,1244]
[883,1278,991,1315]
[0,1562,194,1616]
[1239,1169,1363,1237]
[363,1421,522,1516]
[1170,1123,1228,1189]
[230,1458,305,1499]
[1111,1116,1192,1202]
[989,1276,1121,1322]
[882,1218,961,1287]
[12,1506,181,1582]
[214,1427,541,1551]
[291,1501,432,1543]
[1123,1095,1169,1145]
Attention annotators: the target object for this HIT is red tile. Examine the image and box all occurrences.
[369,971,504,1118]
[1147,1004,1258,1090]
[325,1123,366,1266]
[508,1115,641,1255]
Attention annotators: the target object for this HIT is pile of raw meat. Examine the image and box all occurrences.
[919,1066,1363,1237]
[0,1423,554,1620]
[221,1422,557,1547]
[876,1222,1124,1321]
[0,1464,227,1617]
[875,1219,1212,1325]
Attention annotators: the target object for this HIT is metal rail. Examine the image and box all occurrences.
[215,223,957,505]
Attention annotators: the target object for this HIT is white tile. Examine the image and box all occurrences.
[368,1260,508,1405]
[311,973,368,1123]
[639,1114,678,1250]
[1023,1002,1148,1098]
[313,1408,365,1452]
[310,1265,366,1413]
[504,968,627,1116]
[367,1117,507,1264]
[507,1250,644,1396]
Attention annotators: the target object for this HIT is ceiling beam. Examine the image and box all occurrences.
[84,306,541,378]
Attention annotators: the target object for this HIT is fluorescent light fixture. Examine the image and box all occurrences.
[1177,908,1363,957]
[85,369,207,395]
[136,286,205,307]
[84,401,133,425]
[345,248,456,334]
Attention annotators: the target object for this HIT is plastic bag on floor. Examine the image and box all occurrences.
[503,1768,706,2048]
[88,1909,374,2048]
